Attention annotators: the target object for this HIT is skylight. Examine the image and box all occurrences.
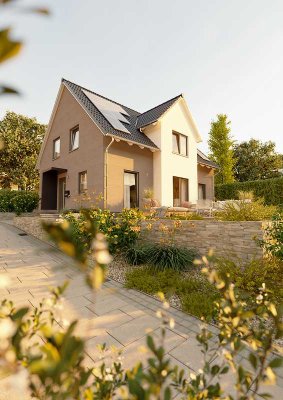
[82,89,131,134]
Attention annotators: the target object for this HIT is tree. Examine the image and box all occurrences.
[208,114,235,184]
[0,111,45,190]
[233,139,282,182]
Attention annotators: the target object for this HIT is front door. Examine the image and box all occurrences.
[58,177,66,210]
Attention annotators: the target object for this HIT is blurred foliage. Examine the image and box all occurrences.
[0,0,50,95]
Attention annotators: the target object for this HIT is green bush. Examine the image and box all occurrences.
[215,199,277,221]
[0,189,39,214]
[215,176,283,206]
[215,257,283,304]
[260,212,283,260]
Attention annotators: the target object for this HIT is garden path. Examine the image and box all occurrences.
[0,222,282,399]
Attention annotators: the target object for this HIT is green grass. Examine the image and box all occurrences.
[125,267,220,321]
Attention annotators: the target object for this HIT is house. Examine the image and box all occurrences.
[37,79,218,212]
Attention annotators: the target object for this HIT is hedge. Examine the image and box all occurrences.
[0,189,39,214]
[215,177,283,206]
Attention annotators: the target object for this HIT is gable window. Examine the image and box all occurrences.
[70,126,79,151]
[172,131,188,156]
[53,137,60,159]
[78,171,87,194]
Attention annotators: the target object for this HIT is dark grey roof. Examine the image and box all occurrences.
[136,94,182,129]
[197,149,218,168]
[62,79,158,149]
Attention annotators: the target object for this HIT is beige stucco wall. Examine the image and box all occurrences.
[39,86,104,209]
[106,139,153,212]
[198,165,215,200]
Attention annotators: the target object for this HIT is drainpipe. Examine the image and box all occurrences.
[104,136,115,209]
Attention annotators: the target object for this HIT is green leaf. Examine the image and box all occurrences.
[269,357,283,369]
[0,85,19,95]
[11,307,29,321]
[0,28,22,64]
[248,353,258,370]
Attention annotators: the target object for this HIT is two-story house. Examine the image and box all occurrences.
[37,79,217,212]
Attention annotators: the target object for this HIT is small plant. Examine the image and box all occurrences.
[168,212,204,220]
[215,198,277,221]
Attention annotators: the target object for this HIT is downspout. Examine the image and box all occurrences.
[104,136,114,209]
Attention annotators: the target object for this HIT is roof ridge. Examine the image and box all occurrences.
[138,93,183,118]
[62,78,141,115]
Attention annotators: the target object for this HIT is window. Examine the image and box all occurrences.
[53,137,60,159]
[70,126,79,151]
[124,171,138,208]
[172,132,188,156]
[173,176,189,206]
[198,184,206,200]
[78,171,87,194]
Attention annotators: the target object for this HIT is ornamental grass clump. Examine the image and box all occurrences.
[146,244,198,271]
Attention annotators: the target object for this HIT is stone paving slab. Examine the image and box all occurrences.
[0,222,281,399]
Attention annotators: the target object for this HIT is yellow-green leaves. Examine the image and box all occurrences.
[0,28,22,64]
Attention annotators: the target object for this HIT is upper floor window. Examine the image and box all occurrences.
[172,131,188,156]
[70,126,79,151]
[78,171,87,194]
[53,137,60,159]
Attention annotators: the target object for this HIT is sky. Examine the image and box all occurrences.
[0,0,283,153]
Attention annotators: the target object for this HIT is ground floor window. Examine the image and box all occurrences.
[173,176,188,206]
[198,183,206,200]
[79,171,87,194]
[124,171,138,208]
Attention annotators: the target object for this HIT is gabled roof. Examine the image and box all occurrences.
[136,94,182,129]
[197,149,218,169]
[63,79,158,149]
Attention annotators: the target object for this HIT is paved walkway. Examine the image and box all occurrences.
[0,222,282,399]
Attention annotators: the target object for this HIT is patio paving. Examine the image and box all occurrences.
[0,221,282,399]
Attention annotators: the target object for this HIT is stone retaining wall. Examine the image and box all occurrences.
[13,216,266,262]
[141,220,266,262]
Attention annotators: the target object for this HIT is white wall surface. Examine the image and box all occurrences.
[144,98,201,206]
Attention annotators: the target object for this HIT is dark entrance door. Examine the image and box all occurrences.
[58,177,66,211]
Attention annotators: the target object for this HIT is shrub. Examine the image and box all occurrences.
[215,176,283,206]
[260,212,283,260]
[63,208,145,254]
[146,244,198,271]
[237,190,254,200]
[215,198,277,221]
[0,189,39,214]
[215,256,283,304]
